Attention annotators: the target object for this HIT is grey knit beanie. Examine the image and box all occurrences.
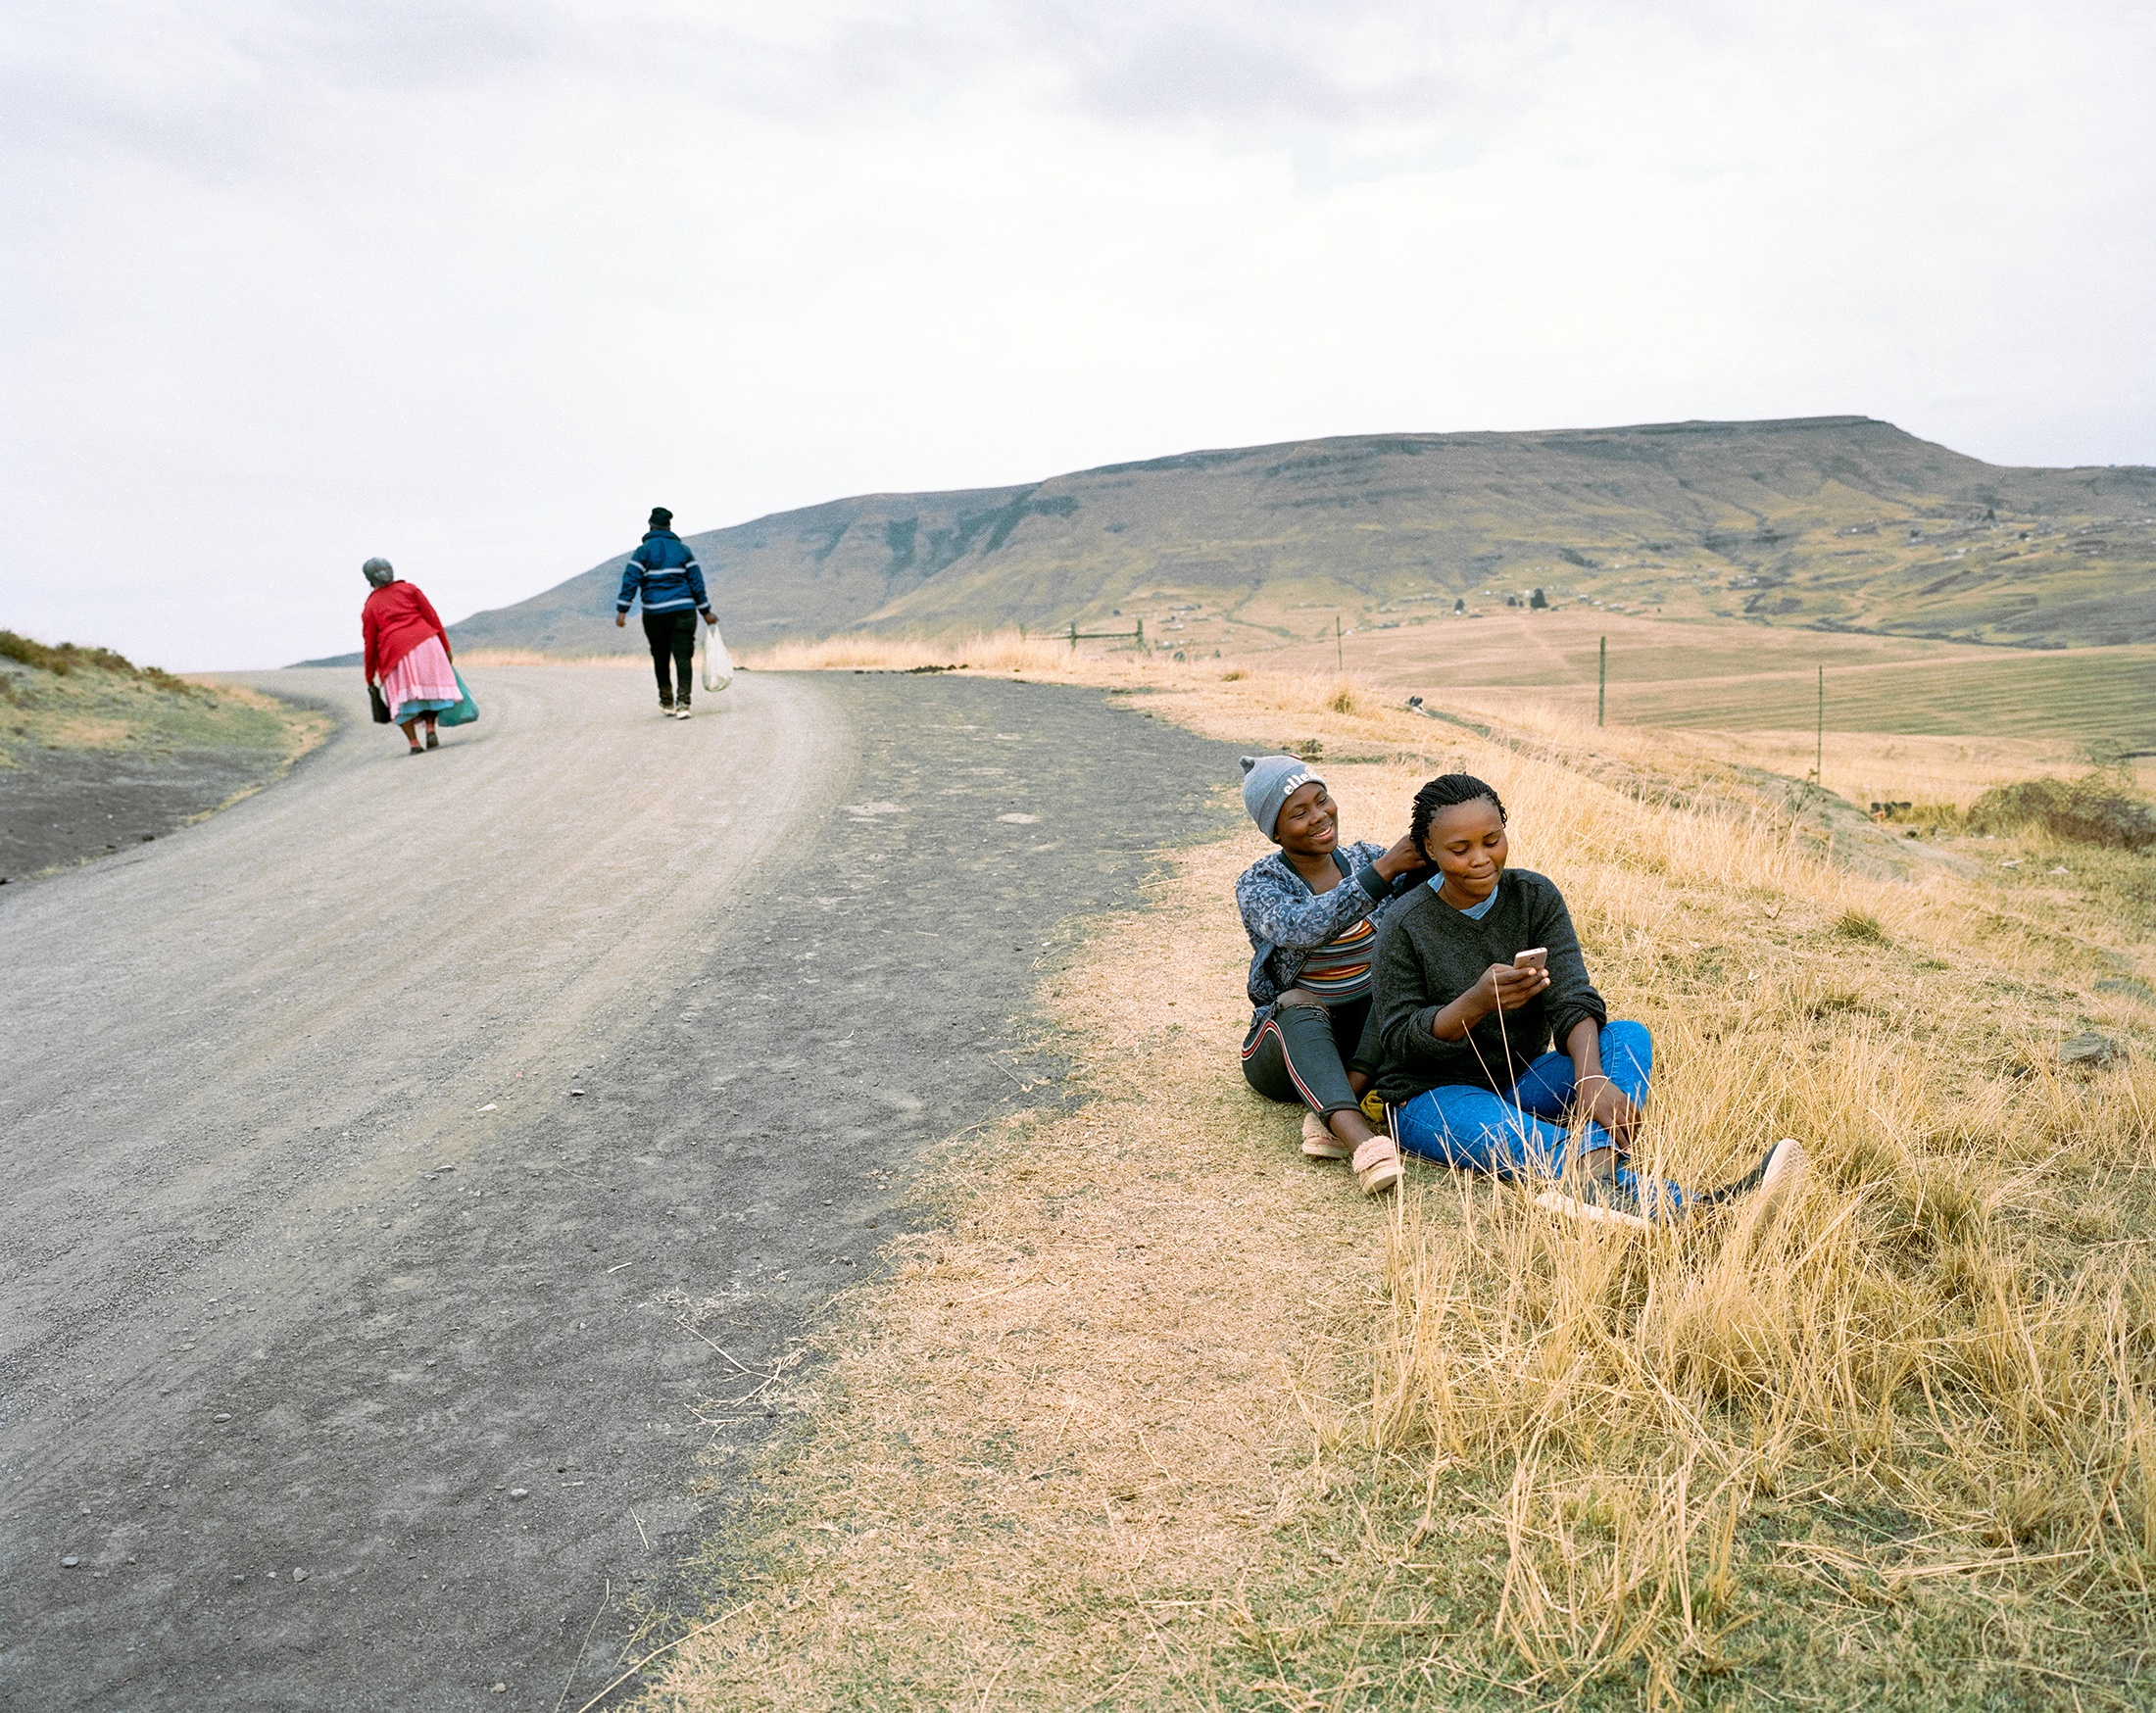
[362,558,395,588]
[1241,754,1322,840]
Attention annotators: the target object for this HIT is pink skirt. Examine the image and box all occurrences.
[381,635,459,721]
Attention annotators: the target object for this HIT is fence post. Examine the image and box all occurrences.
[1597,635,1606,727]
[1815,665,1824,782]
[1135,617,1144,651]
[1069,621,1078,651]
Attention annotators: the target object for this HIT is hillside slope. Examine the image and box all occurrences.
[336,417,2156,662]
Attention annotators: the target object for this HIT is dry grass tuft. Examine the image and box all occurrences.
[640,650,2156,1710]
[455,648,644,668]
[1968,774,2156,852]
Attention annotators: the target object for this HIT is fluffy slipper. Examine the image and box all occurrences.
[1300,1109,1351,1160]
[1351,1135,1404,1197]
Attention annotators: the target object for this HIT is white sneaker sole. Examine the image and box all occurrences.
[1533,1186,1656,1232]
[1755,1138,1806,1211]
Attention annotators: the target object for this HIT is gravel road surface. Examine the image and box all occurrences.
[0,664,1239,1710]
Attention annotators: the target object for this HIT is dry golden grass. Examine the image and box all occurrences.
[640,640,2156,1709]
[744,630,1094,674]
[455,648,645,668]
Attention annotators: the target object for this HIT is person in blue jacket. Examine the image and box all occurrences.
[615,507,716,719]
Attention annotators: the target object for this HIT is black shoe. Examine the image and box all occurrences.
[1699,1138,1806,1210]
[424,730,439,750]
[659,693,674,713]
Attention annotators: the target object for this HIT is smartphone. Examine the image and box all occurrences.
[1513,948,1548,973]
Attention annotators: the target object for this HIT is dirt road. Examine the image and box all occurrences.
[0,664,1240,1709]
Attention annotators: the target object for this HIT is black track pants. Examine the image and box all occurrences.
[641,610,698,702]
[1240,994,1380,1118]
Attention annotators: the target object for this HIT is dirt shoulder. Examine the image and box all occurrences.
[0,654,329,882]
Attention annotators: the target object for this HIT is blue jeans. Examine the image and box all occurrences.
[1393,1019,1661,1186]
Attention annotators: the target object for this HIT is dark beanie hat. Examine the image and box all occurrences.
[649,507,673,527]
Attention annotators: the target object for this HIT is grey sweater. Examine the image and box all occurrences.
[1371,868,1607,1102]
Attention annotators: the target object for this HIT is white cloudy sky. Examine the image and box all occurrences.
[3,1,2151,668]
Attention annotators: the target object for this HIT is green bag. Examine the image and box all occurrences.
[436,667,480,727]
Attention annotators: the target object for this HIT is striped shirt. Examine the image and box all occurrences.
[1295,915,1378,1002]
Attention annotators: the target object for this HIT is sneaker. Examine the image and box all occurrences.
[1535,1171,1684,1232]
[659,694,674,713]
[1699,1138,1807,1212]
[675,703,692,720]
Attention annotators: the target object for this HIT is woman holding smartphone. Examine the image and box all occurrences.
[1370,773,1801,1229]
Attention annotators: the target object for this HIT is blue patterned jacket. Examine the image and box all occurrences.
[615,530,710,616]
[1235,840,1420,1015]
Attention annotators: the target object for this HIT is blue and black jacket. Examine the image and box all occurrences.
[615,530,710,616]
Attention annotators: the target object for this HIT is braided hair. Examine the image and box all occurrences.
[1409,773,1506,858]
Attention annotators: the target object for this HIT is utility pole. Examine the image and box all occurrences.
[1815,665,1825,782]
[1597,634,1606,727]
[1336,615,1344,673]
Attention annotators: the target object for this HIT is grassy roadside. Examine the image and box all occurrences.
[0,630,328,772]
[0,630,330,877]
[634,640,2155,1709]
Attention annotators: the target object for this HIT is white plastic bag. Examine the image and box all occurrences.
[698,620,735,694]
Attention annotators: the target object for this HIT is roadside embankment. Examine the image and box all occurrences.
[0,630,328,882]
[644,645,2156,1709]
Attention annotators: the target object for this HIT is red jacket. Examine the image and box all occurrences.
[362,581,451,682]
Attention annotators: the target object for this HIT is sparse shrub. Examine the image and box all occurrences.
[1325,684,1356,714]
[0,627,164,681]
[2,629,115,674]
[1835,908,1887,943]
[1967,774,2156,850]
[1220,668,1246,682]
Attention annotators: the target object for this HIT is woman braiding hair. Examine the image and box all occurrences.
[1368,772,1804,1229]
[1233,755,1427,1197]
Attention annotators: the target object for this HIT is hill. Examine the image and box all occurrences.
[304,416,2156,664]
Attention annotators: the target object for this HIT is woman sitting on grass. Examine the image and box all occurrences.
[1235,756,1426,1198]
[1370,772,1803,1229]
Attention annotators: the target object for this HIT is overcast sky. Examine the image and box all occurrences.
[3,1,2151,669]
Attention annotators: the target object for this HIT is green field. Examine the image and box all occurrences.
[1607,645,2156,745]
[1267,611,2156,750]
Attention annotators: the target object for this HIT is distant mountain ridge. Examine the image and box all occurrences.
[299,416,2156,664]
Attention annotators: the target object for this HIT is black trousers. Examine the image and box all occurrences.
[1240,994,1380,1118]
[641,610,699,701]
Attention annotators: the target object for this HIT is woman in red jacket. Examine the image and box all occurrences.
[361,558,459,756]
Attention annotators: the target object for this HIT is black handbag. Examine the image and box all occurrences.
[368,681,392,724]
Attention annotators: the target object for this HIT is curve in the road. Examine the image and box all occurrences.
[0,664,1243,1711]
